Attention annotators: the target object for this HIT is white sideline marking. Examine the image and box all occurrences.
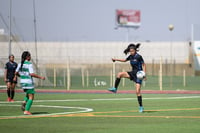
[0,104,93,118]
[91,96,200,101]
[0,96,200,104]
[0,85,6,88]
[145,96,200,100]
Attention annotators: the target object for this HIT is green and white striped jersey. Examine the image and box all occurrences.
[16,60,34,89]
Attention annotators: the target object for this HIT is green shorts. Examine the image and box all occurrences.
[24,89,35,94]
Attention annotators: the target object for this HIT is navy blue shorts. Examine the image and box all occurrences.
[6,78,17,84]
[127,71,142,84]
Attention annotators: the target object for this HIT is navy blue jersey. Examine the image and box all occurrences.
[126,53,144,72]
[5,61,18,79]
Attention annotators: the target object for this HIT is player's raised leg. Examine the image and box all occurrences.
[108,72,130,93]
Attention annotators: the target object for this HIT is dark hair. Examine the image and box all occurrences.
[9,54,14,59]
[20,51,31,71]
[123,43,141,55]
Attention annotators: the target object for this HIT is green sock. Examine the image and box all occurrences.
[25,99,33,111]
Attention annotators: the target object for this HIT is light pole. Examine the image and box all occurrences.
[9,0,12,55]
[168,24,174,89]
[33,0,38,73]
[114,26,130,42]
[114,26,139,42]
[126,27,130,42]
[168,24,174,62]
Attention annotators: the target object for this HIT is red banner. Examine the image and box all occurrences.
[116,10,141,27]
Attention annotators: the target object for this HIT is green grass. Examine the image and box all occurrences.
[0,92,200,133]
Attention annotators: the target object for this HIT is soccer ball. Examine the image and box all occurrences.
[136,71,146,80]
[168,24,174,31]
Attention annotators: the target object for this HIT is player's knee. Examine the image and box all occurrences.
[117,72,123,78]
[136,92,141,96]
[7,87,11,90]
[136,89,141,96]
[28,94,34,100]
[29,97,34,100]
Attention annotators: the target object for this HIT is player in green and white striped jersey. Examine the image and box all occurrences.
[15,51,45,115]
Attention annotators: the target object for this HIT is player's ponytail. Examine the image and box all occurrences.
[20,51,31,71]
[135,43,141,50]
[124,43,141,55]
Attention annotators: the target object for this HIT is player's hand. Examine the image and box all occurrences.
[143,76,147,81]
[4,78,7,82]
[112,58,116,62]
[41,77,45,80]
[13,77,17,81]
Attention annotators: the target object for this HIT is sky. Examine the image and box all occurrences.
[0,0,200,42]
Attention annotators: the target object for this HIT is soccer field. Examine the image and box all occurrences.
[0,92,200,133]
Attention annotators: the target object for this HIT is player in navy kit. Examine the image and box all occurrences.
[4,54,18,102]
[108,43,146,112]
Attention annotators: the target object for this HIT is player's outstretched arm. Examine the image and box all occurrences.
[30,73,45,80]
[112,58,126,62]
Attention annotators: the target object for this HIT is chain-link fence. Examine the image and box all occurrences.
[0,57,199,90]
[39,59,197,90]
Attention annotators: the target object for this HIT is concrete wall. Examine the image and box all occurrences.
[0,41,190,65]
